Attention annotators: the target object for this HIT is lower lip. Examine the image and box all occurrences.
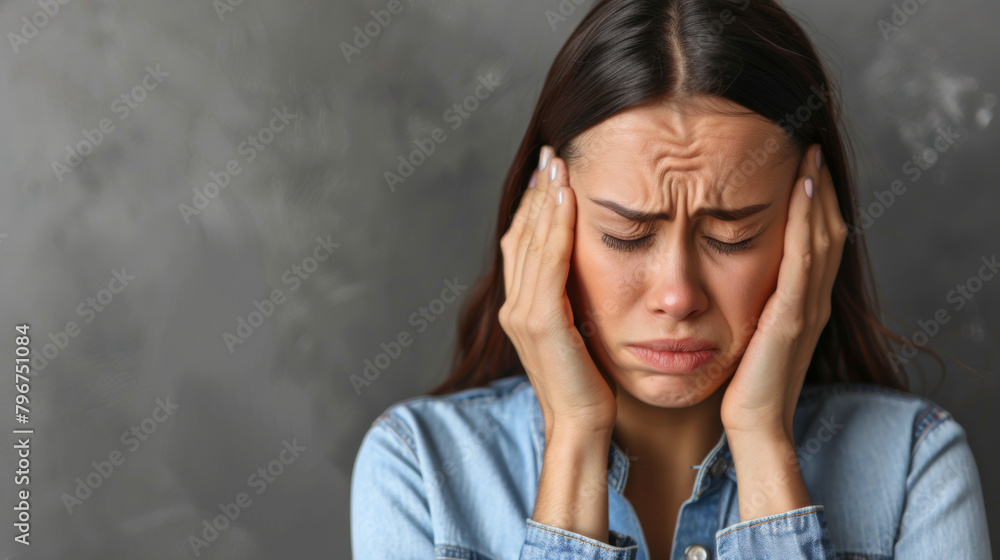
[627,346,716,374]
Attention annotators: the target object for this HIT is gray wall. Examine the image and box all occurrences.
[0,0,995,557]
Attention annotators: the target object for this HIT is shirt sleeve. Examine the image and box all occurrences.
[715,505,835,558]
[893,415,993,559]
[350,414,436,559]
[519,518,639,559]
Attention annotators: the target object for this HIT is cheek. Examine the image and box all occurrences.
[569,236,643,323]
[707,231,784,340]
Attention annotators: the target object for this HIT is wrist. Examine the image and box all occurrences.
[545,417,615,448]
[723,421,793,447]
[546,423,614,451]
[727,427,791,445]
[534,425,613,543]
[726,431,811,521]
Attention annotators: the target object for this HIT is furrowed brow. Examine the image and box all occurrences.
[588,198,771,222]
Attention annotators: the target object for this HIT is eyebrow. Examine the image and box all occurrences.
[587,197,772,222]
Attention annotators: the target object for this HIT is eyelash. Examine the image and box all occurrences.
[601,233,758,255]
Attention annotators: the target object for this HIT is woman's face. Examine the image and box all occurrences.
[565,95,803,408]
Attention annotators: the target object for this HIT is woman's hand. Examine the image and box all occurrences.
[499,145,618,441]
[502,146,617,543]
[720,144,848,441]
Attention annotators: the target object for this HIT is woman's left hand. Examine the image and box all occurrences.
[720,143,849,441]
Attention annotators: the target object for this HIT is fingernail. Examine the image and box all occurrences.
[815,149,823,170]
[805,175,814,199]
[539,147,552,171]
[557,187,563,205]
[550,160,557,181]
[528,172,537,189]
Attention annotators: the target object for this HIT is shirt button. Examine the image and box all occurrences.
[709,459,727,477]
[685,544,709,560]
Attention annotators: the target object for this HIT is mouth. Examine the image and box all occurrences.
[626,339,716,374]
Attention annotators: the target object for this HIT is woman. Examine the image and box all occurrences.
[351,0,992,558]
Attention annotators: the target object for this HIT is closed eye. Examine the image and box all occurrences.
[601,233,654,252]
[601,233,759,255]
[704,236,757,255]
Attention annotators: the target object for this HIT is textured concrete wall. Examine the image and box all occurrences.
[0,0,996,557]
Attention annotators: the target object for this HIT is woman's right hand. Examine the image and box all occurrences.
[498,145,618,442]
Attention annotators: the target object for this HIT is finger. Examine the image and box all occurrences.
[528,146,557,219]
[815,148,848,314]
[503,169,539,298]
[503,167,539,300]
[535,160,577,309]
[770,147,814,328]
[512,146,555,301]
[517,156,564,324]
[803,145,830,319]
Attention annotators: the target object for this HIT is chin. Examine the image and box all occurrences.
[614,367,731,408]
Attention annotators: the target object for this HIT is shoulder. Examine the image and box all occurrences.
[352,376,552,560]
[792,383,978,537]
[358,374,540,469]
[790,386,989,554]
[794,382,955,454]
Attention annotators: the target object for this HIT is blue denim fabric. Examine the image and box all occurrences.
[350,375,992,559]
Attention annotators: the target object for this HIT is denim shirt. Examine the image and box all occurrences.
[350,374,992,559]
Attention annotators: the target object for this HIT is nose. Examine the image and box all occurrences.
[646,231,709,320]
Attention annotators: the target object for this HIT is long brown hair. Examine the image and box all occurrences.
[431,0,935,396]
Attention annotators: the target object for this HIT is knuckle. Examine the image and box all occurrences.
[800,251,813,271]
[508,204,524,224]
[537,191,552,210]
[500,232,514,252]
[540,247,561,266]
[497,305,510,328]
[503,220,522,241]
[527,236,545,257]
[833,221,849,241]
[784,316,805,337]
[508,308,528,332]
[517,208,533,227]
[524,313,549,337]
[529,193,546,213]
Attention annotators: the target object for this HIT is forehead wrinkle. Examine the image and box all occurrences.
[645,120,788,198]
[607,170,713,225]
[644,142,735,216]
[717,137,801,200]
[570,97,799,211]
